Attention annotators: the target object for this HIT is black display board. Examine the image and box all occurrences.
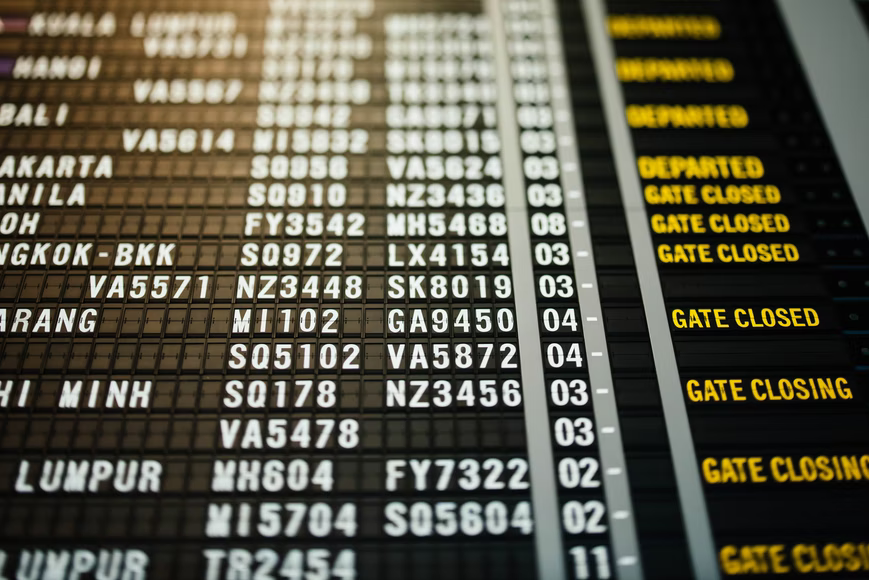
[0,1,866,578]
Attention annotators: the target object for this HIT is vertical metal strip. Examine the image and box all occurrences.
[581,1,721,578]
[538,0,644,577]
[484,1,568,579]
[777,0,869,231]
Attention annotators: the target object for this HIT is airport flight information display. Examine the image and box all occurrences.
[0,0,867,578]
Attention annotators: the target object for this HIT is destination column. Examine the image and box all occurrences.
[0,3,253,578]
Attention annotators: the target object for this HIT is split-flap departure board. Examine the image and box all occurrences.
[0,0,868,578]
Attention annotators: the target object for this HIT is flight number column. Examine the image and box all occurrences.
[380,12,539,577]
[203,1,373,579]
